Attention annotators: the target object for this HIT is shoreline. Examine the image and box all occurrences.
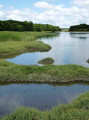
[1,91,89,120]
[0,80,89,86]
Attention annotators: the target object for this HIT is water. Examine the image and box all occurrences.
[0,83,89,117]
[6,32,89,67]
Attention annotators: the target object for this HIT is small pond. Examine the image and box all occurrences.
[6,32,89,67]
[0,83,89,117]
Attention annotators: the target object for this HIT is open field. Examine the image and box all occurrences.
[1,91,89,120]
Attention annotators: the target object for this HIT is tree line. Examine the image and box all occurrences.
[0,20,61,32]
[69,24,89,31]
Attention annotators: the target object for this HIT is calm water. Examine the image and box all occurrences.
[6,32,89,67]
[0,83,89,117]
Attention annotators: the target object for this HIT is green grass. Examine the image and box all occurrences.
[0,31,57,56]
[0,31,57,42]
[61,28,69,32]
[1,91,89,120]
[0,59,89,83]
[38,57,54,65]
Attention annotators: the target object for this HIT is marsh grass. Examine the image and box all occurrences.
[0,59,89,83]
[0,31,56,55]
[1,91,89,120]
[38,57,54,65]
[0,41,51,54]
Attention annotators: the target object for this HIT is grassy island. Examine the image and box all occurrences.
[1,91,89,120]
[38,57,54,65]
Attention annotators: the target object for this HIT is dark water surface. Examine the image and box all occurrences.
[0,83,89,117]
[6,32,89,67]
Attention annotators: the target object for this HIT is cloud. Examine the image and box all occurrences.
[73,0,89,7]
[0,11,5,18]
[0,8,38,22]
[33,1,53,9]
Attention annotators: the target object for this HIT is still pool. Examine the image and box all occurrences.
[0,83,89,117]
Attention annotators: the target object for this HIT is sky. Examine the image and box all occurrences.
[0,0,89,28]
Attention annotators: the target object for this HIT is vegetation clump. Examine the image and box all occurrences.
[1,91,89,120]
[38,58,54,65]
[69,24,89,31]
[87,59,89,63]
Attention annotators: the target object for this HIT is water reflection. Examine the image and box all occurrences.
[6,32,89,67]
[70,32,89,34]
[69,32,89,40]
[0,83,89,117]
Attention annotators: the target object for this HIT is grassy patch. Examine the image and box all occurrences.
[1,91,89,120]
[0,31,57,56]
[38,57,54,65]
[0,59,89,83]
[61,28,69,32]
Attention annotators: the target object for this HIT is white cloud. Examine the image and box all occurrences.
[73,0,89,7]
[0,8,38,22]
[0,11,5,18]
[33,1,53,9]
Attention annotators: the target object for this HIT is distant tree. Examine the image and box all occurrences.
[33,24,42,31]
[69,24,89,31]
[12,23,24,31]
[28,21,34,31]
[0,20,61,32]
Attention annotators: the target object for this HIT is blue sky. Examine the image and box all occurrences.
[1,0,72,8]
[0,0,89,27]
